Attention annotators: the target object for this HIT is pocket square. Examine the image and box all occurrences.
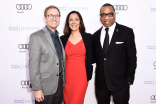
[116,42,124,44]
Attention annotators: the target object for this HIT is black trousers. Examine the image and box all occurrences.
[95,83,130,104]
[35,74,63,104]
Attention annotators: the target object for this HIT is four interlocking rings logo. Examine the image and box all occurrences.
[16,4,32,10]
[18,44,29,49]
[153,61,156,69]
[113,5,128,11]
[21,80,30,86]
[151,95,156,100]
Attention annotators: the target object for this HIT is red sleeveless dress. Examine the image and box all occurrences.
[63,39,88,104]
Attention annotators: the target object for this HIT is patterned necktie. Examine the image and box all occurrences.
[103,28,109,54]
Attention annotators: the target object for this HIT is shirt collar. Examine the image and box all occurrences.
[102,22,116,32]
[46,25,59,37]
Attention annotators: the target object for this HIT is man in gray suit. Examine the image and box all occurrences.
[29,5,65,104]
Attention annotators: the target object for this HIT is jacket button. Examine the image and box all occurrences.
[56,74,59,76]
[57,63,59,65]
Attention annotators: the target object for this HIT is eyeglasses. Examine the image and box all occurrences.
[100,12,115,18]
[46,14,61,19]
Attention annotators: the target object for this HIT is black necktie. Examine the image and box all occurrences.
[103,28,109,54]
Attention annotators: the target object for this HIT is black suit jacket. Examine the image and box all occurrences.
[60,33,93,81]
[93,23,137,91]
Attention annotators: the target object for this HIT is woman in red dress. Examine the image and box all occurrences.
[60,11,93,104]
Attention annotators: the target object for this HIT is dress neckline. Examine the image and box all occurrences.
[68,39,83,46]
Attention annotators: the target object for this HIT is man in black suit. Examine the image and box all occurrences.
[93,3,137,104]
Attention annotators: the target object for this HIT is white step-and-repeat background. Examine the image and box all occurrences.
[0,0,156,104]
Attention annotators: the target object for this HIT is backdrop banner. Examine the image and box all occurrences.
[0,0,156,104]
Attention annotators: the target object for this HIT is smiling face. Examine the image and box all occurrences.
[68,13,80,32]
[100,6,116,27]
[44,8,60,33]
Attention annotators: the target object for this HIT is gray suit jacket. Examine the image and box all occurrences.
[29,26,65,95]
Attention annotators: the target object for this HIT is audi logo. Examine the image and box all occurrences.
[18,44,29,49]
[113,5,128,11]
[153,61,156,66]
[151,95,156,100]
[16,4,32,10]
[21,80,30,86]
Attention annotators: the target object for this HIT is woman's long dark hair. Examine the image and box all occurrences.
[63,11,86,35]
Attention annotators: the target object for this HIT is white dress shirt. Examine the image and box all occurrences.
[100,23,116,48]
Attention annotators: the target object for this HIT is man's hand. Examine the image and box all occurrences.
[35,90,44,102]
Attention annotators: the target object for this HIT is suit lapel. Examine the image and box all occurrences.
[96,27,104,55]
[107,23,121,54]
[43,26,57,55]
